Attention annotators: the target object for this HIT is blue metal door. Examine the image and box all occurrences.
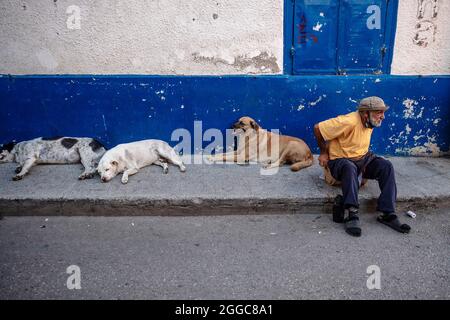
[292,0,340,74]
[337,0,388,74]
[291,0,393,75]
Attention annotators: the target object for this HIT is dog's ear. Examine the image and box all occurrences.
[111,160,118,166]
[250,120,260,131]
[1,141,16,153]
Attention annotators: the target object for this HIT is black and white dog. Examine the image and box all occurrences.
[0,137,106,181]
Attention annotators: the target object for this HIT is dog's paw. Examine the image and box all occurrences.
[12,175,23,181]
[179,165,186,172]
[163,167,169,174]
[121,177,129,184]
[79,173,95,180]
[15,166,22,174]
[262,164,275,170]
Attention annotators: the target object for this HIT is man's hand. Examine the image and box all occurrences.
[314,124,330,167]
[318,153,329,168]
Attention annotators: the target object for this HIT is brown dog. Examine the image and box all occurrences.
[209,116,313,171]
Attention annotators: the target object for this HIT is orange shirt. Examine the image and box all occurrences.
[318,111,372,160]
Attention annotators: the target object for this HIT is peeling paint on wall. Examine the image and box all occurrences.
[312,22,323,32]
[396,142,443,157]
[192,51,280,74]
[413,21,437,48]
[309,95,325,106]
[386,93,448,157]
[402,98,425,119]
[390,124,445,156]
[0,0,283,75]
[417,0,439,19]
[413,0,439,47]
[392,0,450,75]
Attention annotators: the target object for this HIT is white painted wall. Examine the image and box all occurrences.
[391,0,450,75]
[0,0,283,75]
[0,0,449,75]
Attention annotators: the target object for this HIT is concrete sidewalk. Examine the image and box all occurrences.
[0,156,449,216]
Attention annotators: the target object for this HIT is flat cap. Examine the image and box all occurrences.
[357,96,389,111]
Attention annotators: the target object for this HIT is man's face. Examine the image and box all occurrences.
[368,110,385,128]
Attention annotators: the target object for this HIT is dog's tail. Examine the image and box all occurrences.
[290,151,314,172]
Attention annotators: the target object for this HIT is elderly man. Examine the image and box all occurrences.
[313,96,411,237]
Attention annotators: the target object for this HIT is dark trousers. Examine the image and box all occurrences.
[328,156,397,213]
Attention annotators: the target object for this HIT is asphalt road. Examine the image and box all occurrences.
[0,209,449,300]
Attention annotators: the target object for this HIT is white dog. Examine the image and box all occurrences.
[97,139,186,184]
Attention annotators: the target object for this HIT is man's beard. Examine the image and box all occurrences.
[368,114,382,128]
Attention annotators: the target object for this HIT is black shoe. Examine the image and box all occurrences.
[377,213,411,233]
[344,207,361,237]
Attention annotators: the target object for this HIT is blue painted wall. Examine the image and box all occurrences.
[0,75,449,155]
